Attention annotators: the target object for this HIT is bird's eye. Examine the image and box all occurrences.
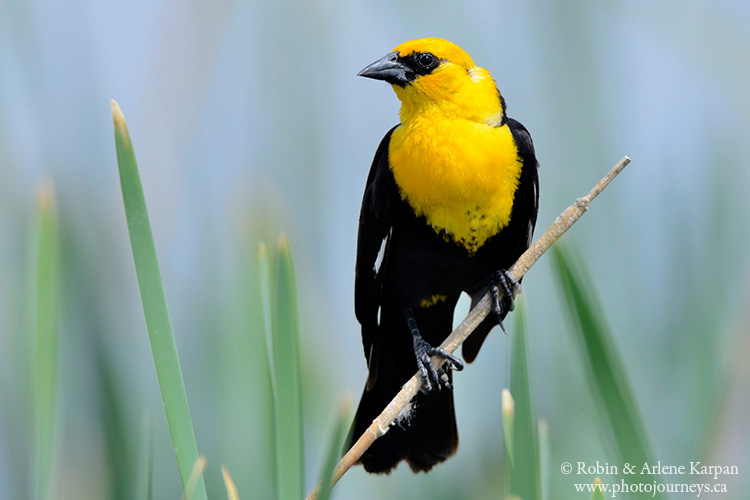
[418,53,437,68]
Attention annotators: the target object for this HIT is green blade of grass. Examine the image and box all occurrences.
[111,100,207,500]
[92,335,136,500]
[508,299,541,500]
[257,243,278,498]
[501,388,514,465]
[538,419,550,500]
[181,456,207,500]
[592,477,607,500]
[31,181,59,500]
[138,415,155,500]
[316,396,351,500]
[271,234,304,500]
[258,243,275,390]
[551,244,661,500]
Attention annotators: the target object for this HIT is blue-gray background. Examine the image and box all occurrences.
[1,0,749,498]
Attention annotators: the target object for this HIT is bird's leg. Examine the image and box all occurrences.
[404,307,464,395]
[489,269,520,335]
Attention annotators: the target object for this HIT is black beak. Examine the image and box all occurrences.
[358,51,412,86]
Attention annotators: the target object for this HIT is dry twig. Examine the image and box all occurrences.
[305,156,631,500]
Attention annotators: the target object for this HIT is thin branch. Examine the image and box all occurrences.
[306,156,631,500]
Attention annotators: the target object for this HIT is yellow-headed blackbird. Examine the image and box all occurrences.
[349,38,539,473]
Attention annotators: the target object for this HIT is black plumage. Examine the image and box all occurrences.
[349,118,539,473]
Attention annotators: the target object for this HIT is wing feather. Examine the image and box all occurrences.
[355,126,400,385]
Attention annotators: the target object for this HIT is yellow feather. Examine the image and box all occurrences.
[419,294,448,308]
[387,38,523,254]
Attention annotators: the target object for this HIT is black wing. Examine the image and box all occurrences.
[354,126,400,387]
[507,117,539,248]
[463,117,539,363]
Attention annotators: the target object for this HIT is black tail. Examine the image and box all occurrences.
[348,359,458,473]
[349,299,459,473]
[462,284,514,363]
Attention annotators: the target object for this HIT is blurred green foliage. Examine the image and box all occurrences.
[113,102,207,500]
[592,477,607,500]
[267,237,304,500]
[314,397,350,500]
[30,183,59,500]
[508,300,541,500]
[552,244,661,499]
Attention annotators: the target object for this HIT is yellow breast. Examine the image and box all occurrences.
[389,118,522,254]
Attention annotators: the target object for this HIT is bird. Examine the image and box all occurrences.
[349,38,539,474]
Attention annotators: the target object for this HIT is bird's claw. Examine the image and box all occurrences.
[490,269,519,334]
[414,338,464,394]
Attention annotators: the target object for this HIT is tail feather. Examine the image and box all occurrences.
[350,300,459,473]
[406,378,458,472]
[349,370,458,473]
[463,286,513,363]
[462,314,495,363]
[348,374,411,473]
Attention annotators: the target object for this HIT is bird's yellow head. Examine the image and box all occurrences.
[358,38,505,125]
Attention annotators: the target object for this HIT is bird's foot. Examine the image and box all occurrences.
[413,337,464,394]
[405,308,464,394]
[489,269,520,334]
